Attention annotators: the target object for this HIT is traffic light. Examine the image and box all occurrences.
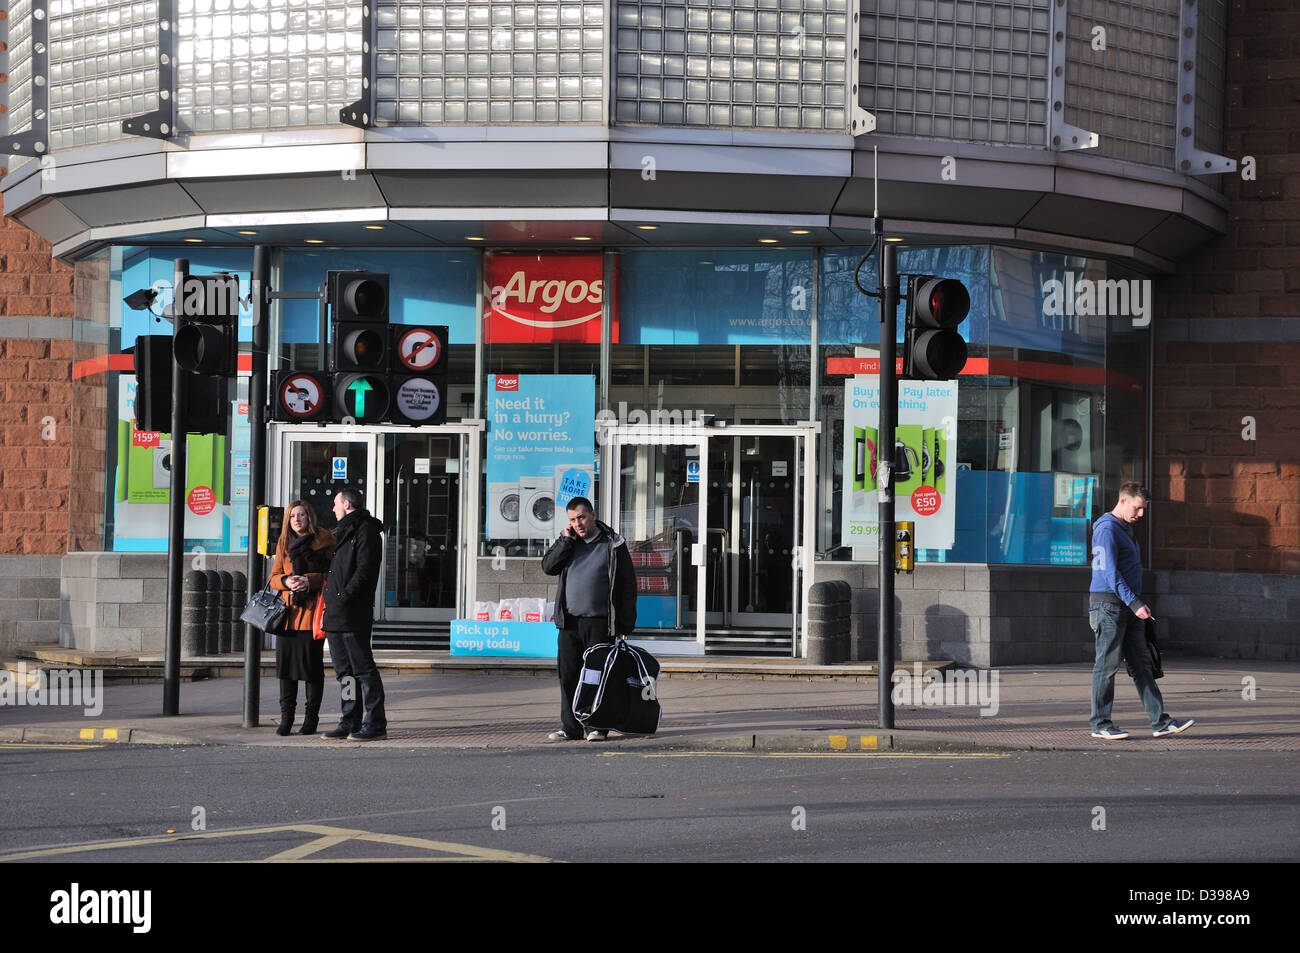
[329,270,390,372]
[133,335,173,433]
[173,264,240,378]
[328,271,391,422]
[903,275,969,380]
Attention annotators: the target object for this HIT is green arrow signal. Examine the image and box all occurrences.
[348,378,374,418]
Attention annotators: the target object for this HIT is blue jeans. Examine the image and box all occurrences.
[327,630,387,732]
[1089,602,1167,731]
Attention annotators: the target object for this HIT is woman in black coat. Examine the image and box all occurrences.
[268,501,336,735]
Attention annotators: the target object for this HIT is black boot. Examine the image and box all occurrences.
[299,679,323,735]
[277,679,296,736]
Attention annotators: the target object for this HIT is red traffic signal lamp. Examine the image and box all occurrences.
[904,275,969,380]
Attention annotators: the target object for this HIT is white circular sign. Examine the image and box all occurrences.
[395,377,441,422]
[397,327,441,371]
[279,374,323,418]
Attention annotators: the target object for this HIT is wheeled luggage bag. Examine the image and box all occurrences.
[572,638,662,734]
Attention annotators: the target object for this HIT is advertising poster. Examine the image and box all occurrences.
[487,374,596,541]
[113,378,240,551]
[842,370,959,552]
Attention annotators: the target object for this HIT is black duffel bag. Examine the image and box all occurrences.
[573,638,662,734]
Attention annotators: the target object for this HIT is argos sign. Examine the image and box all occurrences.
[484,253,615,343]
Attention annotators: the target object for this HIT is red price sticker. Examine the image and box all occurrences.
[132,430,162,448]
[911,486,941,516]
[187,486,216,516]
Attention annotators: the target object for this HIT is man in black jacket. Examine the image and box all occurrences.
[541,496,637,742]
[320,488,388,741]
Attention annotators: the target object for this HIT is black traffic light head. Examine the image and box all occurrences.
[904,275,969,380]
[328,271,390,372]
[133,335,173,433]
[328,271,389,323]
[172,265,240,377]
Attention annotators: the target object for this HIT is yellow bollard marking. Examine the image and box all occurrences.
[103,728,119,741]
[860,735,878,750]
[828,735,847,750]
[79,728,95,740]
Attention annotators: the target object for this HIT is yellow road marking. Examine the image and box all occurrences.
[78,728,125,741]
[0,743,102,751]
[1,823,557,864]
[602,751,1009,760]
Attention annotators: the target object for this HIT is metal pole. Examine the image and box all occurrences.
[243,246,271,727]
[163,259,190,716]
[877,243,898,729]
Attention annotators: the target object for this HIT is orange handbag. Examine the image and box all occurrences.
[312,593,327,640]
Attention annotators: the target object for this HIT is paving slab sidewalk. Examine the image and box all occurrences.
[1,657,1296,753]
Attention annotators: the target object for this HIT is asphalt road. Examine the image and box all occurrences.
[3,744,1297,864]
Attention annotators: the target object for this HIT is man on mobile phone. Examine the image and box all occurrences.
[540,496,637,742]
[1088,483,1193,740]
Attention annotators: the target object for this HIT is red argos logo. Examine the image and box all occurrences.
[496,375,520,391]
[483,253,616,344]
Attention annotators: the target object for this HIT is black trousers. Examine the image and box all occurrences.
[557,616,609,738]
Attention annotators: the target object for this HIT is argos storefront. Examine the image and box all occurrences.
[85,239,1148,664]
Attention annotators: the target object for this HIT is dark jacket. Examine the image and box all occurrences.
[269,527,335,631]
[321,507,384,634]
[541,520,637,638]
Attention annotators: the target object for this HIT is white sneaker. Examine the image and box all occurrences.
[585,730,608,742]
[1090,726,1130,740]
[1152,718,1194,738]
[547,729,577,742]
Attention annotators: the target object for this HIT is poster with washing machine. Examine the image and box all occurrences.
[841,370,958,552]
[487,374,596,540]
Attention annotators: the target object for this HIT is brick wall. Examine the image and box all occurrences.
[0,199,108,651]
[1152,0,1300,576]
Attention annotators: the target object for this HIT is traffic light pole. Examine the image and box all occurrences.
[243,246,270,728]
[163,260,190,716]
[878,242,899,729]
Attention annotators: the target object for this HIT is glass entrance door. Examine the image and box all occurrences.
[601,422,813,656]
[273,423,483,633]
[283,433,376,534]
[727,433,800,628]
[380,432,463,622]
[603,429,709,650]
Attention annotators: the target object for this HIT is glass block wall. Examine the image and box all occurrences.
[613,0,851,131]
[49,0,159,149]
[1194,0,1227,157]
[1064,0,1178,168]
[4,0,39,139]
[176,0,363,133]
[859,0,1051,144]
[375,1,606,124]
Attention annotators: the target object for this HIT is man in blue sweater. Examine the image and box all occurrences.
[1089,483,1193,740]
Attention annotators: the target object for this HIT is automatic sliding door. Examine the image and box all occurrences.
[380,433,461,622]
[609,432,708,648]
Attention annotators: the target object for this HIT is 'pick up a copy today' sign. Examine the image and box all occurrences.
[450,620,557,658]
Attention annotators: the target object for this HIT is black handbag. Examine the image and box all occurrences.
[240,583,288,634]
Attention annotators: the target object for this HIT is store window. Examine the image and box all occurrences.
[109,247,254,553]
[611,247,814,424]
[815,243,1147,566]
